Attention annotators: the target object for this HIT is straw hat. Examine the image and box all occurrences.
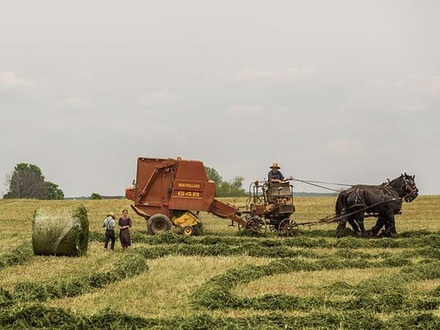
[270,162,280,169]
[107,212,115,218]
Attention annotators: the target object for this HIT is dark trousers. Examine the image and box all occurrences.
[104,230,115,250]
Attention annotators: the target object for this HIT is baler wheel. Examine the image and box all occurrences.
[147,214,172,235]
[181,226,194,236]
[278,218,299,237]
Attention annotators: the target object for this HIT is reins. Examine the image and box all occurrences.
[291,177,352,192]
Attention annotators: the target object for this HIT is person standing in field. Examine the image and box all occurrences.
[103,212,116,251]
[119,209,132,250]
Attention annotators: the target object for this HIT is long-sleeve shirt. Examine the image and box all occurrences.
[268,170,285,182]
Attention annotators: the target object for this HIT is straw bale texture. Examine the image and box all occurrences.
[32,205,89,256]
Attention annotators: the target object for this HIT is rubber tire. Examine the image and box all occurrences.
[147,214,172,235]
[181,225,194,236]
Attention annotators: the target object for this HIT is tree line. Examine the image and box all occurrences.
[3,163,64,200]
[204,166,247,197]
[2,163,246,199]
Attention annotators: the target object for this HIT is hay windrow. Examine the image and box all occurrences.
[0,304,83,330]
[0,242,33,269]
[92,231,440,250]
[389,312,440,329]
[32,205,89,257]
[191,254,436,313]
[401,261,440,281]
[131,241,415,263]
[192,257,411,309]
[133,244,324,260]
[0,288,14,308]
[11,252,147,302]
[3,304,440,330]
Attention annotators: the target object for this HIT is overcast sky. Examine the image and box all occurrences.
[1,0,439,197]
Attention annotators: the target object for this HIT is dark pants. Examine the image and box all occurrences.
[104,230,115,250]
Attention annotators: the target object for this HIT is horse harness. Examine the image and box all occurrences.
[401,175,418,200]
[351,187,366,209]
[348,184,401,214]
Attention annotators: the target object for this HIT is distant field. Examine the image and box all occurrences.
[1,196,440,329]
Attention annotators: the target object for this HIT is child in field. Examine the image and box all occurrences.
[103,212,116,251]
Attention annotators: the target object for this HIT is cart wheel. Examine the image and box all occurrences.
[244,216,267,235]
[278,218,299,237]
[147,214,172,235]
[181,225,194,236]
[238,214,250,231]
[269,224,278,232]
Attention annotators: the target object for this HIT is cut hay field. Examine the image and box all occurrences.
[1,195,440,329]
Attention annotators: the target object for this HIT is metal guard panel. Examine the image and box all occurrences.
[173,211,200,227]
[175,160,208,181]
[266,183,293,202]
[210,199,246,226]
[279,205,295,214]
[133,204,167,218]
[169,196,204,211]
[125,188,135,201]
[174,179,205,192]
[170,179,205,211]
[250,203,265,216]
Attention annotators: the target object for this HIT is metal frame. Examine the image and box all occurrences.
[244,180,297,236]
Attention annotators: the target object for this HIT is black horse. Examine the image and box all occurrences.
[335,173,418,238]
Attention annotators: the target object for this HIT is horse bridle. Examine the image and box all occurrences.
[401,175,418,201]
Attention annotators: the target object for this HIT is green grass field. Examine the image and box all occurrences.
[1,196,440,329]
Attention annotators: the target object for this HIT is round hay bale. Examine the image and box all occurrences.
[32,205,89,257]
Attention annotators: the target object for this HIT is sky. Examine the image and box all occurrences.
[0,0,439,197]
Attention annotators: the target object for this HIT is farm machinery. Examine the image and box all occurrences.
[125,157,298,236]
[243,179,298,236]
[125,157,246,236]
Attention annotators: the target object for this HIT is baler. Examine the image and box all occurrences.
[125,157,246,235]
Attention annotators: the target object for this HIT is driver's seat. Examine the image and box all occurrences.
[266,182,292,203]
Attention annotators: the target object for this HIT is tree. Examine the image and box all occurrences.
[4,163,46,199]
[45,181,65,200]
[205,166,247,197]
[204,166,222,186]
[90,193,103,200]
[3,163,64,200]
[217,177,247,197]
[230,176,247,196]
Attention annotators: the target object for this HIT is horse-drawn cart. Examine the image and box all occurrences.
[242,180,299,236]
[241,173,419,238]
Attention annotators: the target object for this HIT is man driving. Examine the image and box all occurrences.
[268,162,285,183]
